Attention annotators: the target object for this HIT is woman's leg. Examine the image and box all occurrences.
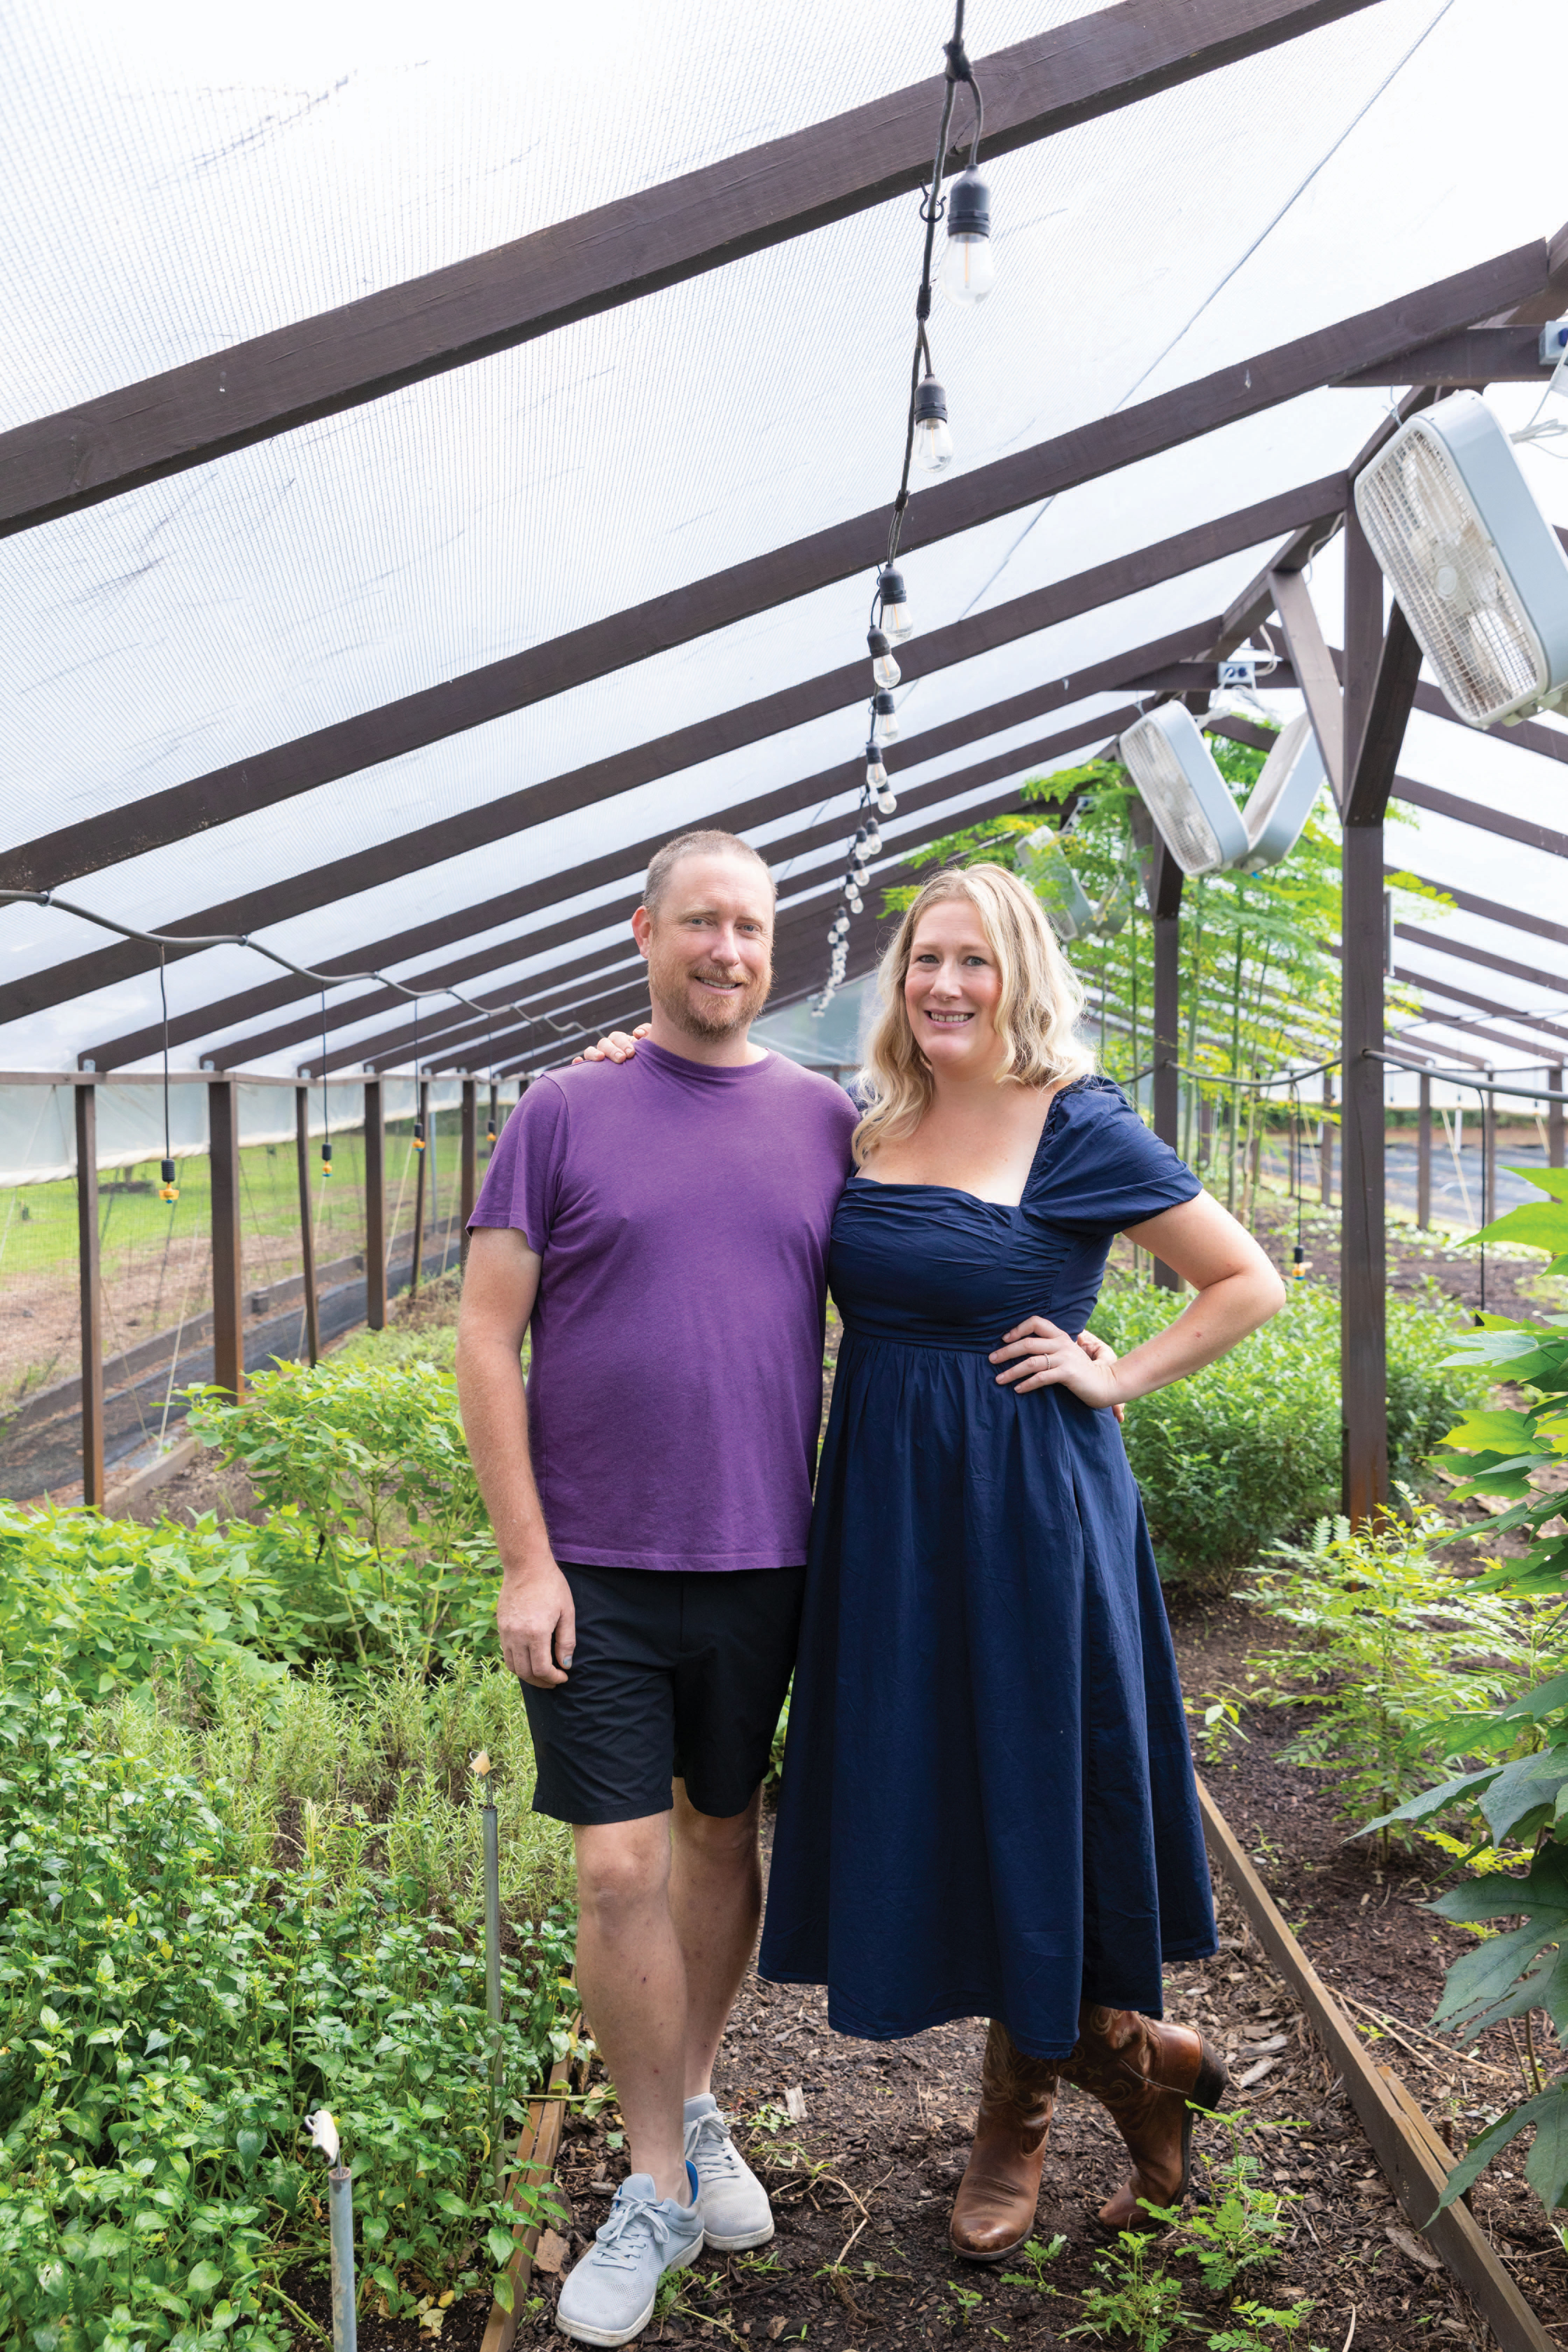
[949,2021,1059,2262]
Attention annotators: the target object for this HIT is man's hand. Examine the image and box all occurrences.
[989,1317,1126,1416]
[497,1559,577,1688]
[575,1022,652,1065]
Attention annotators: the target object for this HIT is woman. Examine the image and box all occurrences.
[756,862,1286,2261]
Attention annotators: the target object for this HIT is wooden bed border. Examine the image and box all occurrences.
[480,2027,584,2352]
[1196,1775,1553,2352]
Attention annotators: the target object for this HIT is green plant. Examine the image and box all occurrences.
[1064,2231,1192,2348]
[1185,1693,1250,1765]
[1362,1169,1568,2215]
[1248,1502,1532,1834]
[1088,1276,1485,1583]
[1205,2302,1321,2351]
[0,1673,573,2345]
[187,1356,495,1679]
[943,2280,985,2330]
[1149,2113,1299,2295]
[999,2233,1066,2295]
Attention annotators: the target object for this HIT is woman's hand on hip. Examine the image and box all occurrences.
[990,1317,1125,1416]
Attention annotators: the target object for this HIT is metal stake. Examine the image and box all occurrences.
[484,1799,504,2196]
[328,2165,358,2352]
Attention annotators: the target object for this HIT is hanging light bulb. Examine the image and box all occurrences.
[846,885,863,914]
[939,168,995,305]
[159,1157,179,1205]
[876,785,897,817]
[867,628,901,691]
[320,1141,333,1177]
[863,820,883,859]
[877,565,913,644]
[865,743,889,793]
[872,691,900,745]
[912,374,954,471]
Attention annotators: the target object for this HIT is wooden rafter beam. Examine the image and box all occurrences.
[1393,922,1568,996]
[1388,868,1568,952]
[12,227,1542,900]
[0,0,1386,542]
[1335,324,1559,387]
[86,692,1112,1071]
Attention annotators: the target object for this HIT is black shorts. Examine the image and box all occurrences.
[520,1562,806,1826]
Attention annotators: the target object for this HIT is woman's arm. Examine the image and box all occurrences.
[989,1191,1286,1404]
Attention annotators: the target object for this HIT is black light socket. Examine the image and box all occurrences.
[160,1158,176,1186]
[946,167,991,239]
[913,374,948,425]
[872,691,897,721]
[867,626,893,660]
[876,565,907,608]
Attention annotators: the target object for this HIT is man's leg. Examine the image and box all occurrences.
[668,1781,764,2098]
[573,1812,690,2204]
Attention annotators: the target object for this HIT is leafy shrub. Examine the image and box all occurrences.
[0,1674,572,2347]
[1366,1168,1568,2216]
[1248,1504,1533,1833]
[1088,1275,1486,1582]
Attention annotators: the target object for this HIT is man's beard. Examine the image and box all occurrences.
[647,948,772,1039]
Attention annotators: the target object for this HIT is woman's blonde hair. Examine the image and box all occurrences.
[852,863,1094,1167]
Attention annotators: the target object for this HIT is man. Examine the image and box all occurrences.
[457,830,858,2348]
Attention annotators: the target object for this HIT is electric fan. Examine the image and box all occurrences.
[1237,713,1325,873]
[1119,704,1248,877]
[1017,827,1094,940]
[1353,390,1568,727]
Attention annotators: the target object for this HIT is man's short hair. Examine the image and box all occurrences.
[643,831,776,919]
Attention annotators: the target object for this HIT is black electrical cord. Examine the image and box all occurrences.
[320,988,332,1178]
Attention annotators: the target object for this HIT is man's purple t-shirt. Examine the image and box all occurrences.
[469,1042,857,1573]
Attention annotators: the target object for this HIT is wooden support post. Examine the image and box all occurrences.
[75,1084,105,1507]
[461,1078,477,1264]
[208,1079,244,1402]
[1320,1071,1334,1204]
[1418,1072,1432,1230]
[410,1079,430,1299]
[1151,842,1183,1292]
[364,1080,387,1330]
[1339,518,1422,1525]
[1549,1066,1564,1170]
[295,1086,320,1367]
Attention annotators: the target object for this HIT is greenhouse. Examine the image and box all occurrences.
[7,0,1568,2345]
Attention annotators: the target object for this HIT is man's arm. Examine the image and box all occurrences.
[456,1226,576,1688]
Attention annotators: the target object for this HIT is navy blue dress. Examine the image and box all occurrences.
[757,1076,1217,2061]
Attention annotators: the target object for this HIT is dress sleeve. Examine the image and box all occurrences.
[1031,1079,1201,1234]
[465,1078,570,1250]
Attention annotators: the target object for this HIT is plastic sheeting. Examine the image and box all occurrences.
[0,1077,458,1185]
[2,0,1568,1080]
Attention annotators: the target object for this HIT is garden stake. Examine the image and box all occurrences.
[307,2110,358,2352]
[477,1751,505,2195]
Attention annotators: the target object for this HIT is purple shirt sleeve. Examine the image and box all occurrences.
[468,1078,570,1250]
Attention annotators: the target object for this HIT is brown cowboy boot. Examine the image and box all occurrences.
[949,2020,1059,2262]
[1056,2003,1228,2231]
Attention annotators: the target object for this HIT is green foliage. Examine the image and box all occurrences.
[1248,1504,1533,1830]
[1204,2304,1320,2351]
[999,2233,1066,2297]
[187,1356,495,1681]
[1371,1171,1568,2216]
[1063,2230,1192,2348]
[0,1674,571,2348]
[1088,1275,1485,1582]
[1148,2113,1299,2295]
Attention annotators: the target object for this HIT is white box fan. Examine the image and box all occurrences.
[1017,826,1094,939]
[1237,713,1325,873]
[1119,702,1248,876]
[1354,390,1568,727]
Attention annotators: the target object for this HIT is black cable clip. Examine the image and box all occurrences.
[915,284,932,322]
[943,34,973,82]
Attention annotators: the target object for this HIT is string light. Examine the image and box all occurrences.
[813,0,989,1015]
[867,629,901,690]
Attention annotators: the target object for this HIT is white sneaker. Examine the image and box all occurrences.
[556,2163,703,2347]
[684,2095,775,2253]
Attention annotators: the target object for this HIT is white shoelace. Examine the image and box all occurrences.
[591,2187,679,2272]
[687,2109,744,2183]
